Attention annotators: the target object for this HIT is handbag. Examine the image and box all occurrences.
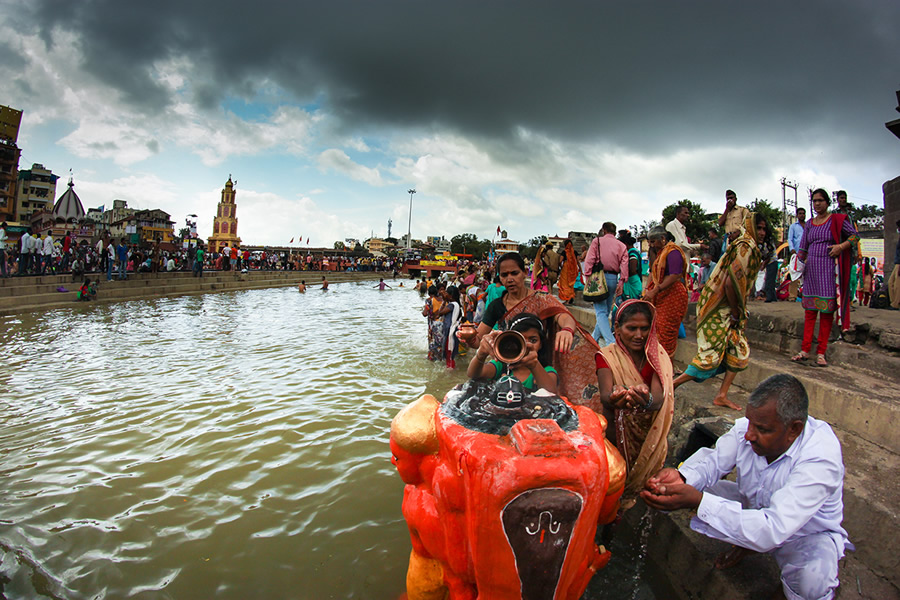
[582,267,610,303]
[789,253,805,282]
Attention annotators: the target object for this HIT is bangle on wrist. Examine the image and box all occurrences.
[559,326,574,334]
[644,393,654,410]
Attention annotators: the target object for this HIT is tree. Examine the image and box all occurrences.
[851,204,884,223]
[333,241,345,250]
[629,219,660,239]
[175,226,191,243]
[661,199,715,242]
[385,236,399,245]
[521,235,548,260]
[747,198,783,232]
[450,233,479,254]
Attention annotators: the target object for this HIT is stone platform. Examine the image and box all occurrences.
[0,270,386,315]
[567,296,899,599]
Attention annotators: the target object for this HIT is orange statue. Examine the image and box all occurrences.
[390,379,625,600]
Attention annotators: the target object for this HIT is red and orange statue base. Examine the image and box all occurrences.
[390,379,625,599]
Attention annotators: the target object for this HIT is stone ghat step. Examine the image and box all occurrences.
[667,380,900,594]
[0,275,298,297]
[643,505,899,600]
[0,272,384,315]
[682,300,900,382]
[672,333,899,455]
[0,270,343,292]
[569,302,900,387]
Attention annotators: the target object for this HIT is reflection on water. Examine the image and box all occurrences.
[0,283,661,599]
[1,283,463,599]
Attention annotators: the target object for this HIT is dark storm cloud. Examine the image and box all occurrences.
[24,0,900,155]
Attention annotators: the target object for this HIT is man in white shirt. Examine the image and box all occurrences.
[0,221,8,278]
[786,208,807,301]
[641,374,850,600]
[665,205,705,257]
[18,230,30,275]
[41,233,54,275]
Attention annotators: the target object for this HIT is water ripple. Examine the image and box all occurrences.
[0,282,465,599]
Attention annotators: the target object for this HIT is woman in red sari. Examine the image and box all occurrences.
[642,227,688,357]
[474,252,604,411]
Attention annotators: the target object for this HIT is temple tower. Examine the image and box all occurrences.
[207,176,242,253]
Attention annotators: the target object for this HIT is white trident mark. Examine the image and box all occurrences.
[525,511,561,535]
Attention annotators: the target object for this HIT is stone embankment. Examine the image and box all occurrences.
[570,297,900,599]
[0,270,386,316]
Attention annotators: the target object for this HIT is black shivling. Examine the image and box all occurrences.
[441,377,578,436]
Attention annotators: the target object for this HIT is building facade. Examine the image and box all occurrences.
[106,199,135,234]
[0,105,23,223]
[31,178,96,245]
[109,209,175,244]
[365,238,395,253]
[495,238,520,254]
[16,163,59,223]
[207,176,241,253]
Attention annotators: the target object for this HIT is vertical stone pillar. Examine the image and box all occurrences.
[884,176,900,276]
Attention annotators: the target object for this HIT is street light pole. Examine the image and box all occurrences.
[406,188,416,249]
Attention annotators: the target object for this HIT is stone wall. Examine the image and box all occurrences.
[884,175,900,276]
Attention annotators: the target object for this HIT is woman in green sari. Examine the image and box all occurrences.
[672,213,768,410]
[619,230,643,300]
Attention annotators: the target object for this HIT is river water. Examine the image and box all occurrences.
[0,283,661,599]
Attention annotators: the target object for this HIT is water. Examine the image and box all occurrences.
[0,283,661,599]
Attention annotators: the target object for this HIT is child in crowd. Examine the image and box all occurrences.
[77,278,97,301]
[466,313,558,394]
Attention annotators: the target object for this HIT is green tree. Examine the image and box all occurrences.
[520,235,548,260]
[747,199,784,239]
[661,200,714,242]
[450,233,478,254]
[629,219,660,239]
[851,204,884,223]
[175,226,191,243]
[333,241,346,250]
[747,198,783,226]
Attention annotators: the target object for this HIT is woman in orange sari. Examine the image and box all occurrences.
[596,299,674,507]
[530,243,549,292]
[557,238,582,305]
[475,252,604,411]
[643,227,688,357]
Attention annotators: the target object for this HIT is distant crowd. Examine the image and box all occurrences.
[0,224,401,281]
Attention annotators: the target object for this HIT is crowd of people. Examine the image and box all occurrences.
[423,186,888,600]
[0,224,403,281]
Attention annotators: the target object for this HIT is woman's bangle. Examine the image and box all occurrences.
[644,393,654,410]
[559,326,575,334]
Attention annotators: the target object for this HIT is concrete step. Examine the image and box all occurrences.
[669,378,900,593]
[643,504,899,600]
[672,333,899,455]
[682,300,900,383]
[0,272,385,315]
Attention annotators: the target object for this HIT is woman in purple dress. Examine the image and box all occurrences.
[792,188,858,367]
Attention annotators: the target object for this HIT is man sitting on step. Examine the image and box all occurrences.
[641,374,852,600]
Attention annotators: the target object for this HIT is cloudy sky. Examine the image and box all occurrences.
[2,0,898,247]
